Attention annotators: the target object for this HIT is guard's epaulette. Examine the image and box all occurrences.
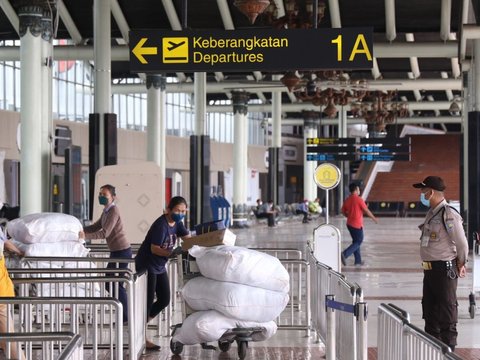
[441,205,462,233]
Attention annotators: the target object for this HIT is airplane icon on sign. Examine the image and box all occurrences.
[167,40,185,51]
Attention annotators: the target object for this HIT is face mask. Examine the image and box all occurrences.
[171,213,185,224]
[420,192,430,207]
[98,196,109,205]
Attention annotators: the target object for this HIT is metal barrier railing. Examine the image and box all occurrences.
[9,265,147,359]
[0,297,122,360]
[307,246,368,360]
[0,332,83,360]
[277,259,311,334]
[248,248,303,259]
[377,303,461,360]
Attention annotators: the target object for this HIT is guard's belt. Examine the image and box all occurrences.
[422,260,455,271]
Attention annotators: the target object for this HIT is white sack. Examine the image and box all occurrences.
[189,245,290,293]
[172,310,277,345]
[182,277,289,322]
[10,239,89,257]
[7,213,82,244]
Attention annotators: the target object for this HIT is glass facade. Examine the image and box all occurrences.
[0,41,266,145]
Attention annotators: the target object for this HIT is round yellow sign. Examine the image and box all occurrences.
[314,163,341,190]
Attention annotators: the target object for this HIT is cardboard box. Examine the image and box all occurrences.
[181,228,236,250]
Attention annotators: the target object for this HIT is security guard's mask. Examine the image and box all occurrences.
[420,190,433,207]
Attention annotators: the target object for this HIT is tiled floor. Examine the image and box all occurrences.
[140,216,480,360]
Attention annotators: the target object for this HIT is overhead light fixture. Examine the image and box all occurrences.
[233,0,271,24]
[449,97,462,115]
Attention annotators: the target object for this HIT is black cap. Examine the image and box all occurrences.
[412,176,446,191]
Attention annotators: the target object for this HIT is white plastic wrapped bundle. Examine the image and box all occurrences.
[181,276,289,323]
[10,239,90,258]
[189,245,290,293]
[172,310,277,345]
[7,213,83,244]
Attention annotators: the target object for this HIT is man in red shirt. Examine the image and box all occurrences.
[341,183,378,266]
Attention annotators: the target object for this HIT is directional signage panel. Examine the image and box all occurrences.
[306,136,411,162]
[307,154,357,161]
[129,28,373,72]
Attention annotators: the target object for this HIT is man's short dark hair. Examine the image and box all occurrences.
[349,183,359,193]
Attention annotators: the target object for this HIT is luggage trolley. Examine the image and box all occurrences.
[469,232,480,318]
[169,250,264,359]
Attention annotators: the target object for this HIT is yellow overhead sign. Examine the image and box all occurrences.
[129,28,373,72]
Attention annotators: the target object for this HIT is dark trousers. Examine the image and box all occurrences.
[146,271,170,320]
[256,212,275,227]
[107,247,132,322]
[343,225,364,264]
[422,269,458,348]
[296,209,309,221]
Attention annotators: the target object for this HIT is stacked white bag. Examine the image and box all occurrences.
[173,245,290,345]
[7,212,89,258]
[7,213,94,297]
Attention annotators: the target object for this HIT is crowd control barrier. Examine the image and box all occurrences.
[307,246,368,360]
[0,332,83,360]
[9,260,147,359]
[0,297,122,360]
[377,303,462,360]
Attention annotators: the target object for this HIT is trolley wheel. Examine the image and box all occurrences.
[218,340,231,352]
[170,339,183,355]
[237,341,248,360]
[469,292,476,319]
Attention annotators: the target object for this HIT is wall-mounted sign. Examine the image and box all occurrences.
[129,28,373,72]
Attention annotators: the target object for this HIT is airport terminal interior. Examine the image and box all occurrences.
[1,0,480,359]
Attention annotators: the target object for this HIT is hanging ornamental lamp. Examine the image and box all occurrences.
[234,0,271,24]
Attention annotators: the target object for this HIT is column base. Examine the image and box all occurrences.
[232,203,249,228]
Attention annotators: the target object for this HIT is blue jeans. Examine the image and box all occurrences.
[107,247,132,322]
[343,225,364,264]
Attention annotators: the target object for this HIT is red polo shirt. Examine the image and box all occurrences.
[341,193,367,229]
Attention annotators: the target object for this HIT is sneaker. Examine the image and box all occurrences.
[341,253,346,266]
[354,261,365,266]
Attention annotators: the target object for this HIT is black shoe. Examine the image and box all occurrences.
[341,253,346,266]
[146,344,161,351]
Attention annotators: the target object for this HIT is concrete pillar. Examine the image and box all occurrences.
[41,11,53,213]
[231,91,250,227]
[194,72,206,136]
[269,76,282,204]
[146,75,166,207]
[93,0,111,168]
[18,4,47,216]
[303,111,320,202]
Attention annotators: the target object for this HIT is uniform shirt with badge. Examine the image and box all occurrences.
[419,199,469,265]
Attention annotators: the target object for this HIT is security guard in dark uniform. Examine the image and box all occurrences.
[413,176,468,351]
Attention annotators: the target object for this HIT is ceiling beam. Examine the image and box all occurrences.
[111,78,462,94]
[111,0,130,43]
[206,101,460,113]
[0,0,19,35]
[385,0,396,41]
[440,0,452,41]
[279,116,461,126]
[0,42,458,61]
[328,0,341,28]
[57,0,83,44]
